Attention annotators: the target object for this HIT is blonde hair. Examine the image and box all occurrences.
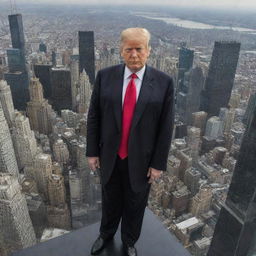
[120,27,151,49]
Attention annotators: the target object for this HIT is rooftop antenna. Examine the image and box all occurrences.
[9,0,13,14]
[9,0,18,14]
[14,0,18,13]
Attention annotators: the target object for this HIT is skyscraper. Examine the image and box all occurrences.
[0,173,36,254]
[48,174,66,207]
[33,153,52,200]
[52,51,56,67]
[187,126,201,163]
[26,77,53,135]
[50,67,72,113]
[4,72,29,110]
[39,42,47,53]
[47,173,71,230]
[8,14,25,55]
[207,94,256,255]
[4,14,29,110]
[34,64,52,98]
[190,186,212,217]
[0,101,19,179]
[177,46,194,92]
[8,14,26,72]
[0,80,15,128]
[205,116,223,139]
[177,66,204,124]
[52,139,70,167]
[200,41,241,117]
[243,93,256,128]
[77,70,92,113]
[11,111,38,170]
[70,58,79,110]
[184,167,201,196]
[7,48,26,73]
[79,31,95,85]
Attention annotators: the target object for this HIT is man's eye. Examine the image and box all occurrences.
[136,48,142,52]
[125,49,132,53]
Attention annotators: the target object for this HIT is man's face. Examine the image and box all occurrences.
[120,37,150,73]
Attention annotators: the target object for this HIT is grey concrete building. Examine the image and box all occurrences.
[0,173,36,254]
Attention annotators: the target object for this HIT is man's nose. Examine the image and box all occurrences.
[130,49,138,57]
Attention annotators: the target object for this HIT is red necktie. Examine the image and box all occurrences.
[118,73,137,159]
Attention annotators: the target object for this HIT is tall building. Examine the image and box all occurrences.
[70,58,79,111]
[4,72,29,110]
[176,148,192,181]
[205,116,223,140]
[27,77,53,135]
[177,66,205,124]
[7,48,26,73]
[47,204,71,230]
[8,14,25,55]
[0,101,19,179]
[39,42,47,53]
[61,109,79,128]
[177,46,194,92]
[0,173,36,254]
[190,186,212,217]
[79,31,95,85]
[5,14,29,110]
[191,111,208,135]
[34,153,52,200]
[52,139,70,167]
[77,70,92,113]
[48,174,66,207]
[25,193,47,239]
[243,93,256,128]
[200,41,241,117]
[47,173,71,230]
[0,80,15,128]
[11,111,38,170]
[187,126,201,163]
[184,167,201,196]
[51,51,56,67]
[34,64,52,98]
[171,185,190,216]
[208,97,256,255]
[229,92,241,109]
[50,67,72,113]
[219,107,236,135]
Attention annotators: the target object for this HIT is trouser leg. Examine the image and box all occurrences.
[120,157,151,246]
[100,159,123,238]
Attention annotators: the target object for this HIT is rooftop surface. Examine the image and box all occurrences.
[12,209,191,256]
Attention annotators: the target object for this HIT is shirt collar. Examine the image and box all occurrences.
[124,65,146,80]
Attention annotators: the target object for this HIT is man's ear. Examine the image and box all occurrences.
[147,45,151,57]
[120,44,124,57]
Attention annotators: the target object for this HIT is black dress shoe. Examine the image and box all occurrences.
[123,244,137,256]
[90,235,113,255]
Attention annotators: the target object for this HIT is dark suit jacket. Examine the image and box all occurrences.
[86,64,175,192]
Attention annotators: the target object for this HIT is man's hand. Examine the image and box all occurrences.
[87,157,100,171]
[147,167,163,183]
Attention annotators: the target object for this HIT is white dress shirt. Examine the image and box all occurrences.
[122,65,146,108]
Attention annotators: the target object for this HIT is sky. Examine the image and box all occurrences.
[1,0,256,9]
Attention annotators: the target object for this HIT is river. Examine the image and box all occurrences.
[133,12,256,33]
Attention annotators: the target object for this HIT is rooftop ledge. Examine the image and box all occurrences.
[12,209,191,256]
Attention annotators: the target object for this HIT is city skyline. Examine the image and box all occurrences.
[1,0,256,9]
[0,4,256,256]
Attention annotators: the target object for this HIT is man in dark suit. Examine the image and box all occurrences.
[86,27,174,256]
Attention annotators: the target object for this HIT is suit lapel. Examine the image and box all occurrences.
[131,65,154,132]
[112,64,125,132]
[112,65,154,133]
